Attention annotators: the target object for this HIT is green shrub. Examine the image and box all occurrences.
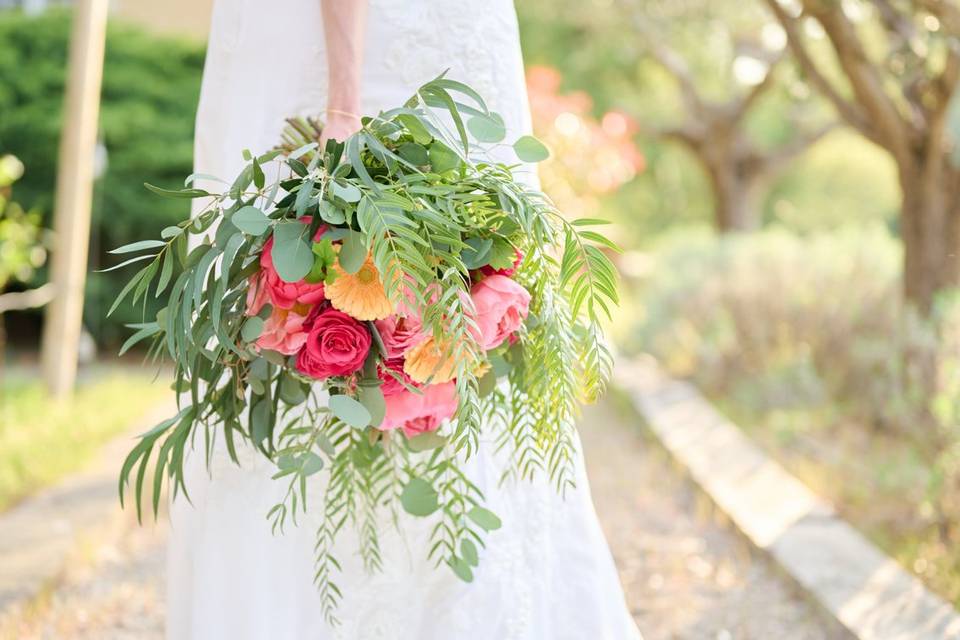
[0,9,203,343]
[628,226,960,603]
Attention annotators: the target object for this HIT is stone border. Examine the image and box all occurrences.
[0,396,176,613]
[616,356,960,640]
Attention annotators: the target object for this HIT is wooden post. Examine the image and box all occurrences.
[41,0,109,397]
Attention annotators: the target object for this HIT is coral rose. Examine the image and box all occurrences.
[378,357,417,396]
[470,275,531,350]
[255,235,326,310]
[374,312,428,359]
[380,382,458,437]
[295,308,371,379]
[255,305,311,355]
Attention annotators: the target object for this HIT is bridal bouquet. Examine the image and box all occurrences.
[111,76,618,622]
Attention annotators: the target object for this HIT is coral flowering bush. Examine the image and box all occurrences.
[110,77,619,623]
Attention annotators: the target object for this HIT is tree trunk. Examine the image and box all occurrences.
[899,159,960,314]
[706,162,760,232]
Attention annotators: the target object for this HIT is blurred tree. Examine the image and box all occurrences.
[0,155,52,376]
[764,0,960,312]
[625,0,835,231]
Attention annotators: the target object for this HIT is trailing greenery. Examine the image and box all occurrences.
[111,77,618,624]
[0,9,203,342]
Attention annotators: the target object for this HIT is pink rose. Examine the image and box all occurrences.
[296,308,371,379]
[256,236,326,310]
[375,313,429,358]
[378,357,418,396]
[380,382,458,437]
[470,274,531,350]
[479,247,523,278]
[254,307,310,355]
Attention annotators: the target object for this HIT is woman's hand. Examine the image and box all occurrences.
[320,111,362,147]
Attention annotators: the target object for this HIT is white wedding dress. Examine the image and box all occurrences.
[167,1,642,639]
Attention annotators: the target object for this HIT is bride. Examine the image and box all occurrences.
[166,1,643,638]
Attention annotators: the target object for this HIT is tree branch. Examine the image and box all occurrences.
[802,0,915,162]
[0,283,55,315]
[762,0,874,137]
[731,52,786,122]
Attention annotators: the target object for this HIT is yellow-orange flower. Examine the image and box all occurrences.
[473,359,491,378]
[326,254,393,321]
[403,337,461,384]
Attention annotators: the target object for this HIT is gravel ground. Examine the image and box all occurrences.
[0,399,838,640]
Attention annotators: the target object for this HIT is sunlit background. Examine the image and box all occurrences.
[2,0,960,633]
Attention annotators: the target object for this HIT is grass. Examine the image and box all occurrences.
[710,396,960,608]
[0,370,170,513]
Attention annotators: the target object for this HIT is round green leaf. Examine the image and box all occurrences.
[231,205,270,235]
[241,316,264,342]
[338,231,367,275]
[329,394,372,428]
[461,538,479,567]
[449,557,474,582]
[271,222,313,282]
[513,135,550,163]
[467,506,502,531]
[317,200,346,225]
[400,477,440,517]
[406,431,447,452]
[358,383,386,427]
[398,142,429,165]
[331,181,362,203]
[299,452,324,476]
[467,113,506,143]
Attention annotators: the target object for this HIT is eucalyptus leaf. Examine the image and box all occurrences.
[271,222,313,282]
[338,231,367,275]
[329,394,372,428]
[400,477,439,517]
[467,113,506,143]
[241,316,265,342]
[467,506,502,531]
[358,383,386,427]
[232,205,271,235]
[513,135,550,162]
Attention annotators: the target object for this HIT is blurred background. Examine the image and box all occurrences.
[1,0,960,635]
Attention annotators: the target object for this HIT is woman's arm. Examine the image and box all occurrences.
[320,0,368,144]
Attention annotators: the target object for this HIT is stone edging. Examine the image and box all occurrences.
[616,356,960,640]
[0,396,176,614]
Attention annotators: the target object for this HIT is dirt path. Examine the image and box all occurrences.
[0,399,838,639]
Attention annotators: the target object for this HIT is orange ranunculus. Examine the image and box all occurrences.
[325,253,394,321]
[403,337,462,384]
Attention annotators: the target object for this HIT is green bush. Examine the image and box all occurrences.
[628,226,960,603]
[0,9,203,343]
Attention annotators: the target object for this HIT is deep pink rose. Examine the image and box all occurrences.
[479,247,523,277]
[257,236,326,310]
[296,308,371,379]
[378,357,418,396]
[374,313,429,358]
[380,382,458,437]
[470,274,531,350]
[254,307,310,355]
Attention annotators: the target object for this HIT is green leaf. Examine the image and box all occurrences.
[397,113,432,145]
[400,477,440,517]
[449,556,474,582]
[461,237,493,269]
[317,201,346,225]
[428,142,460,173]
[329,394,372,428]
[467,506,502,531]
[358,383,386,427]
[406,431,447,452]
[241,316,264,342]
[398,142,429,165]
[299,452,324,476]
[331,181,361,203]
[513,135,550,162]
[279,374,308,405]
[232,205,270,235]
[338,230,367,275]
[109,240,166,254]
[461,539,479,567]
[467,113,506,143]
[271,222,313,282]
[144,183,210,199]
[251,399,271,446]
